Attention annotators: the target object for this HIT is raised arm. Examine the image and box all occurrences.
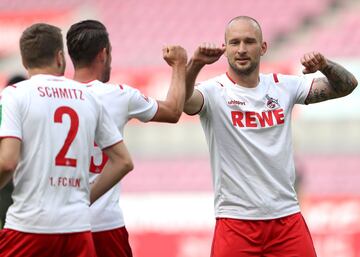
[0,138,21,189]
[150,45,187,123]
[301,52,358,104]
[184,43,225,115]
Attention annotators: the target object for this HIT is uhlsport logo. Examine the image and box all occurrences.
[265,94,280,110]
[227,99,245,106]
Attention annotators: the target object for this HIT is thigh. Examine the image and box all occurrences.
[63,231,97,257]
[92,227,133,257]
[264,213,317,257]
[211,218,262,257]
[0,229,61,257]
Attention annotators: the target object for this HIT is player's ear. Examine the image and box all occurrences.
[55,50,65,67]
[97,48,107,63]
[260,41,267,56]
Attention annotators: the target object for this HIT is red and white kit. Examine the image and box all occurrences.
[86,80,157,232]
[194,72,316,256]
[194,72,313,219]
[0,74,122,233]
[85,80,157,256]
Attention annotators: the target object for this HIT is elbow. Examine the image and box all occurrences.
[168,113,181,123]
[346,76,358,95]
[0,161,16,189]
[168,109,183,123]
[351,78,358,91]
[0,159,17,174]
[124,159,134,174]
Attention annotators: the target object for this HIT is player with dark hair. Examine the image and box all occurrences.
[184,16,358,257]
[67,19,187,257]
[0,23,134,257]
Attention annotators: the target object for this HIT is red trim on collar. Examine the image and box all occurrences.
[226,72,236,84]
[273,73,279,83]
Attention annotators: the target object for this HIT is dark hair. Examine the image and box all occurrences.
[20,23,63,69]
[6,74,27,86]
[66,20,110,68]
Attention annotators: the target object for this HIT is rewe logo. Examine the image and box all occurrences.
[231,109,285,128]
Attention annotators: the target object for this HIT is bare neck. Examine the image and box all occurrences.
[27,67,63,78]
[73,67,101,83]
[227,67,260,88]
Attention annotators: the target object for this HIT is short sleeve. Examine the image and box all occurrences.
[95,101,123,150]
[278,74,313,105]
[128,87,158,122]
[195,82,212,116]
[0,87,22,140]
[294,76,314,104]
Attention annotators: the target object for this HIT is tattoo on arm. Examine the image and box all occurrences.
[306,78,331,104]
[321,60,358,95]
[306,61,358,104]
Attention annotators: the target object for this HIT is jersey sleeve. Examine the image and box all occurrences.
[295,75,314,104]
[127,86,158,122]
[95,100,123,150]
[195,80,215,116]
[278,74,313,105]
[0,87,22,140]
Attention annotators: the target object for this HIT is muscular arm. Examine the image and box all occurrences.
[0,138,21,189]
[151,65,186,123]
[301,53,358,104]
[150,45,187,123]
[183,59,205,115]
[183,43,225,115]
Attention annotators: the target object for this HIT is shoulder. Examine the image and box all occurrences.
[196,74,226,91]
[1,80,30,98]
[87,81,132,95]
[272,73,306,85]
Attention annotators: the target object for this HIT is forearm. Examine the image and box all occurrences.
[90,160,133,204]
[320,60,358,96]
[185,58,205,101]
[164,64,187,119]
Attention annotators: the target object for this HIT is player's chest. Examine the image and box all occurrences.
[212,87,291,129]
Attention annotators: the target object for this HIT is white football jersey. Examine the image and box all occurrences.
[195,73,313,220]
[85,80,158,232]
[0,74,122,233]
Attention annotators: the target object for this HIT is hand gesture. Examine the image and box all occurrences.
[301,51,328,74]
[163,45,188,67]
[192,43,226,65]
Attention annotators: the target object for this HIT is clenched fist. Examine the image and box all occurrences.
[301,51,328,74]
[192,43,226,65]
[163,45,187,67]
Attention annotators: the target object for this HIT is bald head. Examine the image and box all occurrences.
[225,16,263,43]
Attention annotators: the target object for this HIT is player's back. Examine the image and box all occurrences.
[2,74,104,233]
[84,80,157,232]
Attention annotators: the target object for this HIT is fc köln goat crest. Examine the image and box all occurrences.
[265,94,280,110]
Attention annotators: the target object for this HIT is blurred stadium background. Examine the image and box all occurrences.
[1,0,360,256]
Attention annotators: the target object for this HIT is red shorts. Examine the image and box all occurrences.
[0,229,96,257]
[92,226,132,257]
[211,212,317,257]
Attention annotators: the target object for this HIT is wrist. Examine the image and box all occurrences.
[187,58,205,70]
[319,58,331,73]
